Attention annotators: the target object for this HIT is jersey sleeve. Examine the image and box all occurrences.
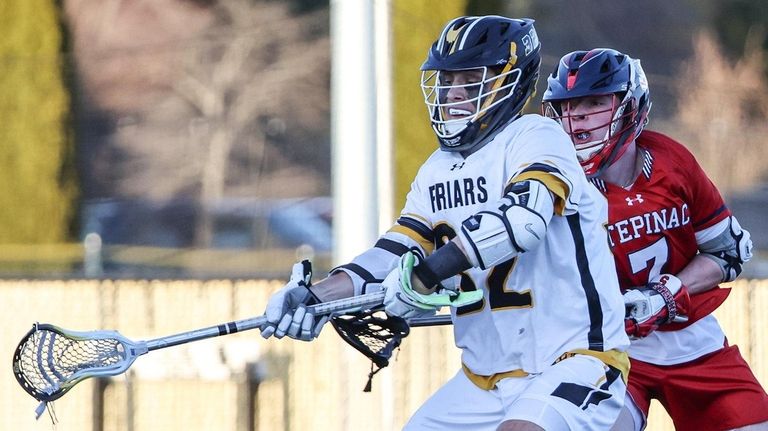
[505,118,584,216]
[390,172,437,254]
[331,230,423,296]
[676,144,730,234]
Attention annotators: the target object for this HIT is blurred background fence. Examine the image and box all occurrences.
[1,278,766,431]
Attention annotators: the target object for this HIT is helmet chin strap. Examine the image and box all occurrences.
[590,123,637,178]
[576,144,602,164]
[443,120,469,136]
[575,128,610,163]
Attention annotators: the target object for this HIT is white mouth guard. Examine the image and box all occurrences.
[448,108,473,116]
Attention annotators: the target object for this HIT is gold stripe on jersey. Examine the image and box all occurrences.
[508,171,570,216]
[398,212,432,229]
[461,363,529,391]
[554,349,630,384]
[388,225,435,255]
[462,348,629,391]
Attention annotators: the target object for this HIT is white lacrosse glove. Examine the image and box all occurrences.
[261,260,329,341]
[383,251,484,319]
[623,273,691,339]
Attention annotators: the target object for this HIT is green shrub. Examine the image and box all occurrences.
[392,0,468,210]
[0,0,77,243]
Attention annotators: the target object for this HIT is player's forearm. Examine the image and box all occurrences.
[676,255,725,295]
[412,239,472,294]
[309,271,355,302]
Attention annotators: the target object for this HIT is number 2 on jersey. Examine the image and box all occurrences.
[433,223,533,316]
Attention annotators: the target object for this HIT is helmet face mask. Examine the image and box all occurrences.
[541,49,651,176]
[421,66,522,144]
[421,16,541,153]
[548,93,638,174]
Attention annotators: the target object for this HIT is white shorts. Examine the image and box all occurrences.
[404,354,626,431]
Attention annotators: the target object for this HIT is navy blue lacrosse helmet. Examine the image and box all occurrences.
[541,48,651,176]
[420,16,541,153]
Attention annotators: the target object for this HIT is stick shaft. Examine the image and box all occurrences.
[145,291,386,351]
[408,314,453,327]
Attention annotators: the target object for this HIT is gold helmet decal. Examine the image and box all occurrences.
[445,24,466,54]
[508,42,518,67]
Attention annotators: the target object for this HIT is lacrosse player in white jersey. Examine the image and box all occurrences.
[260,16,630,430]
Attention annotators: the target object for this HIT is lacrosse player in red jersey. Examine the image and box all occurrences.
[542,48,768,431]
[262,16,632,431]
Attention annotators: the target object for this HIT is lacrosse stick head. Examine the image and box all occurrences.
[331,308,410,392]
[12,323,146,403]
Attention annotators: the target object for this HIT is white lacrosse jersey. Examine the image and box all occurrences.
[337,114,629,380]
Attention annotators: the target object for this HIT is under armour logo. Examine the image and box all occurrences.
[450,162,465,171]
[625,194,644,206]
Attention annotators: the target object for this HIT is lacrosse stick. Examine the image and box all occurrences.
[331,311,453,392]
[409,314,452,327]
[332,309,409,391]
[13,288,455,416]
[12,290,389,417]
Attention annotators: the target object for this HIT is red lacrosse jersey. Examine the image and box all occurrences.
[591,130,731,328]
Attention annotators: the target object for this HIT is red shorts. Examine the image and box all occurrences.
[627,343,768,431]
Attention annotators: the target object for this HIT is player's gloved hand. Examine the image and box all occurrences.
[261,260,329,341]
[623,274,691,339]
[383,251,484,319]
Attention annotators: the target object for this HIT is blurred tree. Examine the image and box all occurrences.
[466,0,507,16]
[663,31,768,194]
[0,0,77,243]
[263,0,327,14]
[392,0,468,210]
[706,0,768,61]
[171,0,330,245]
[501,0,703,118]
[65,0,330,247]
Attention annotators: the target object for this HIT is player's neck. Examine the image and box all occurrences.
[600,143,641,189]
